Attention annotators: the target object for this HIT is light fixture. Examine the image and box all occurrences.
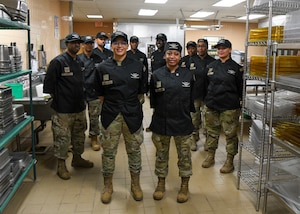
[238,14,266,20]
[144,0,168,4]
[213,0,246,7]
[180,22,222,31]
[138,9,158,16]
[190,11,214,18]
[87,15,103,19]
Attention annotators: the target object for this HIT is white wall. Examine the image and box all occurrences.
[117,22,185,57]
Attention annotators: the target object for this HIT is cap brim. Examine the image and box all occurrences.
[66,39,84,43]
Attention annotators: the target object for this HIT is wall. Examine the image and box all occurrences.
[73,21,113,38]
[185,21,264,56]
[0,0,70,68]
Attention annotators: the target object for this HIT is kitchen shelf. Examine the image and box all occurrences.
[0,18,29,30]
[0,10,36,213]
[0,116,34,150]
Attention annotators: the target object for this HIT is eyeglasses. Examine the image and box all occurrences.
[112,41,128,46]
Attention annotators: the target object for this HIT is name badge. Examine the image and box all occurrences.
[102,80,113,85]
[62,67,73,76]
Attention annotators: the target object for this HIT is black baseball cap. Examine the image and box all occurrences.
[197,38,208,47]
[96,32,108,39]
[65,33,84,43]
[186,41,197,48]
[165,42,182,53]
[83,35,94,43]
[156,33,167,41]
[214,39,232,48]
[111,31,128,43]
[130,36,139,43]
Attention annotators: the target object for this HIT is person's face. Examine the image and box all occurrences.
[83,42,94,52]
[111,37,128,58]
[130,41,138,50]
[217,46,231,60]
[165,50,181,67]
[156,39,165,50]
[187,46,196,56]
[66,41,81,55]
[96,37,106,47]
[197,42,208,57]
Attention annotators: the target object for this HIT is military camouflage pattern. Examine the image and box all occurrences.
[51,111,87,159]
[101,113,143,176]
[204,106,240,155]
[87,99,102,136]
[152,133,192,178]
[191,99,202,135]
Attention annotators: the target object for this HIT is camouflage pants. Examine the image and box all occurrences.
[191,99,202,135]
[101,113,143,176]
[87,99,102,136]
[51,110,87,159]
[152,133,192,178]
[204,106,240,155]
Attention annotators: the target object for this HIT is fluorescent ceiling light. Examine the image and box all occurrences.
[238,14,266,20]
[190,11,214,18]
[145,0,168,4]
[213,0,246,7]
[138,9,158,16]
[87,15,103,19]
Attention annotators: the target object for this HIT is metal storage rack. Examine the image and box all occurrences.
[237,0,300,211]
[0,13,36,213]
[263,41,300,213]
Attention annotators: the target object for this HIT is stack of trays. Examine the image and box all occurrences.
[8,44,22,72]
[0,148,12,206]
[12,104,25,124]
[249,120,271,155]
[10,152,32,170]
[0,45,12,74]
[10,161,22,186]
[284,10,300,43]
[0,86,14,137]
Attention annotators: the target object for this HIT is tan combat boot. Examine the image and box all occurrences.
[177,177,190,203]
[130,172,143,201]
[101,175,113,204]
[220,153,235,173]
[201,149,215,168]
[91,135,101,151]
[71,154,94,168]
[153,177,166,200]
[57,159,70,180]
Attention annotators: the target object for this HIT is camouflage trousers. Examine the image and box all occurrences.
[152,133,193,178]
[191,99,202,135]
[87,99,102,136]
[101,113,143,176]
[204,106,240,155]
[51,110,87,159]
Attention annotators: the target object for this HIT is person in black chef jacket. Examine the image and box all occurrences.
[95,31,148,204]
[200,39,243,174]
[149,42,195,203]
[43,33,94,180]
[77,35,103,151]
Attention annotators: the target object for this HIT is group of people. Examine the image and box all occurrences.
[43,30,243,204]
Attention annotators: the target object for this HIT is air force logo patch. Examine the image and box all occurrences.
[131,73,140,79]
[182,82,190,88]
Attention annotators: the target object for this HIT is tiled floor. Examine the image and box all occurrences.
[3,98,290,214]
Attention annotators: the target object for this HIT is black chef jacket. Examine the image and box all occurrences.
[93,47,113,61]
[150,49,165,73]
[43,52,85,113]
[77,53,103,101]
[203,58,243,111]
[192,54,216,100]
[149,66,195,136]
[96,56,147,133]
[127,49,149,91]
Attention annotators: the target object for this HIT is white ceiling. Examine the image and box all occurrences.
[66,0,256,23]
